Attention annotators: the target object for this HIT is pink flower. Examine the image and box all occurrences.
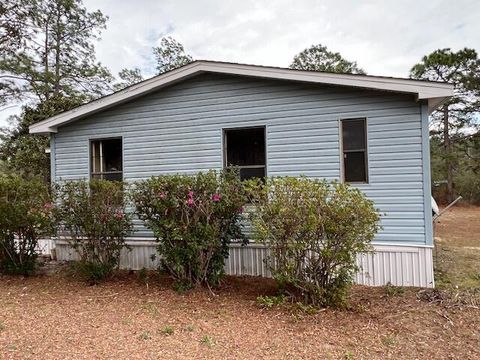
[43,202,54,210]
[238,207,244,214]
[157,192,166,199]
[114,211,125,219]
[188,191,194,198]
[186,198,194,206]
[211,194,221,202]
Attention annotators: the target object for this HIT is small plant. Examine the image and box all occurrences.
[384,282,405,297]
[200,335,214,347]
[138,331,151,340]
[248,177,380,308]
[132,169,248,289]
[160,326,174,335]
[55,180,133,283]
[344,350,354,360]
[137,267,150,285]
[295,302,318,315]
[186,325,194,332]
[381,336,396,346]
[256,295,286,308]
[0,321,5,332]
[0,176,55,275]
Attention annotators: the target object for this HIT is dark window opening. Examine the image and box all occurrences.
[91,138,123,181]
[342,119,368,183]
[224,127,266,181]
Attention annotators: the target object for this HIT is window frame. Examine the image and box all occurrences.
[89,136,124,181]
[222,125,267,180]
[339,118,369,184]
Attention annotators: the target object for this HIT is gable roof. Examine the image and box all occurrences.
[29,60,454,134]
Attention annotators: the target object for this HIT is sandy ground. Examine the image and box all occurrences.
[0,272,479,359]
[0,206,479,359]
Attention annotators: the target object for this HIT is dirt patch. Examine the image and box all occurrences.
[0,273,479,360]
[434,206,480,288]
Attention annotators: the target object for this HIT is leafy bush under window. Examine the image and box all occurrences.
[247,177,381,307]
[132,169,248,290]
[54,179,133,283]
[0,176,55,275]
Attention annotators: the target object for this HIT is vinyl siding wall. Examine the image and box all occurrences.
[53,73,429,246]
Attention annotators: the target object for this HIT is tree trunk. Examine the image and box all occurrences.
[443,105,454,203]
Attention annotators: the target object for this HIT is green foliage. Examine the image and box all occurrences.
[410,48,480,203]
[160,326,174,335]
[0,96,83,180]
[290,44,366,74]
[0,176,54,275]
[132,169,248,289]
[153,36,194,74]
[54,179,133,283]
[200,335,214,347]
[384,282,405,297]
[0,0,112,104]
[256,295,286,308]
[113,68,144,91]
[247,177,380,307]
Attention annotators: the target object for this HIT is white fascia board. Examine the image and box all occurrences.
[29,61,454,134]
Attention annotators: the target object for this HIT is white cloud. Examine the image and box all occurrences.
[1,0,480,126]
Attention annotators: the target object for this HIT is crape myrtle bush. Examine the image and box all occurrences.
[247,177,381,307]
[132,169,248,290]
[55,180,133,283]
[0,176,55,275]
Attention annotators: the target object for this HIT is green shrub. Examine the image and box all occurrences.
[247,177,380,307]
[132,169,248,289]
[0,176,55,275]
[55,179,133,283]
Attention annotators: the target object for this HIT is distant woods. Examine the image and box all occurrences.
[1,1,479,204]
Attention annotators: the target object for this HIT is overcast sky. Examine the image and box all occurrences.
[1,0,479,126]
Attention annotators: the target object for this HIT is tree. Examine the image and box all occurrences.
[290,44,366,74]
[153,36,193,74]
[114,36,194,90]
[0,96,83,181]
[410,48,480,202]
[0,0,113,105]
[113,68,144,92]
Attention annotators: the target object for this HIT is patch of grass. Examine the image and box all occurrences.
[160,326,174,335]
[138,331,151,340]
[200,335,214,347]
[381,335,396,346]
[384,283,405,297]
[344,350,354,359]
[256,295,286,308]
[186,325,194,332]
[0,321,5,331]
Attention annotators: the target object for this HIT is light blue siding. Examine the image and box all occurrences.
[53,73,428,245]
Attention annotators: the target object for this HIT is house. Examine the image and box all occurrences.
[30,61,453,287]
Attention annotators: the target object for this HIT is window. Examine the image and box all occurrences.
[90,138,123,181]
[224,127,266,181]
[341,118,368,183]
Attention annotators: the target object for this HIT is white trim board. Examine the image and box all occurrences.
[29,61,453,135]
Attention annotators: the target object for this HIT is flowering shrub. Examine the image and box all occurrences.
[55,180,133,283]
[132,170,248,289]
[0,176,55,275]
[247,177,381,307]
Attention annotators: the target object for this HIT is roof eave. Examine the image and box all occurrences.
[29,60,454,134]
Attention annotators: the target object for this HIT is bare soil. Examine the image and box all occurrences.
[0,206,479,359]
[434,206,480,288]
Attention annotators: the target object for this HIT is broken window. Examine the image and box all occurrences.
[224,127,266,181]
[90,138,123,181]
[341,118,368,183]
